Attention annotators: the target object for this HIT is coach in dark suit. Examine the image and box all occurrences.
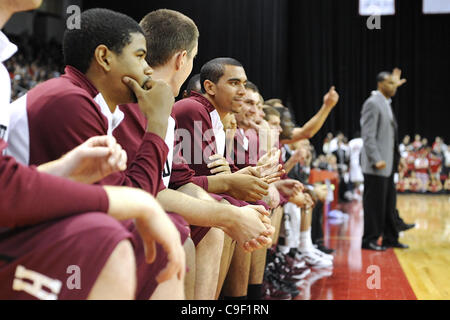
[360,69,408,251]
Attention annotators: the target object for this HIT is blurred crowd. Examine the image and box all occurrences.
[4,33,63,101]
[397,135,450,194]
[314,132,450,197]
[314,132,365,202]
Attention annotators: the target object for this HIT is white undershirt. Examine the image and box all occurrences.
[0,31,18,142]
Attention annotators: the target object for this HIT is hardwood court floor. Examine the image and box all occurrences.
[296,194,449,300]
[394,194,450,300]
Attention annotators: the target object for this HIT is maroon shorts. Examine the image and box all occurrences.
[0,213,132,300]
[0,211,189,300]
[123,211,189,299]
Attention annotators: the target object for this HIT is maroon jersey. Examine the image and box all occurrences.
[173,92,227,176]
[6,66,167,196]
[229,128,259,171]
[173,93,269,213]
[115,103,208,192]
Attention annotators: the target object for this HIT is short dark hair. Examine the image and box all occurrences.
[376,71,391,83]
[63,8,143,74]
[140,9,199,68]
[245,80,259,93]
[185,73,201,95]
[200,57,243,93]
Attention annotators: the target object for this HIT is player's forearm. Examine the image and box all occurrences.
[176,182,216,201]
[156,188,233,228]
[37,158,66,177]
[104,186,155,221]
[283,157,297,174]
[282,104,333,144]
[206,174,231,194]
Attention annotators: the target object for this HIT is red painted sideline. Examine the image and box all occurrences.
[295,201,416,300]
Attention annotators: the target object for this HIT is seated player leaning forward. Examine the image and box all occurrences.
[116,9,275,300]
[0,4,184,300]
[173,58,285,299]
[113,9,274,255]
[0,150,185,299]
[172,59,284,217]
[5,8,189,299]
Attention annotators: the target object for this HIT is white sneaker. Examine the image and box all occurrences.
[293,258,306,269]
[296,250,333,269]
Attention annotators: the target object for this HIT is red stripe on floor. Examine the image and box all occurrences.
[294,201,416,300]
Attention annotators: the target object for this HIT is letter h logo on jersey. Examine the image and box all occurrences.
[13,265,62,300]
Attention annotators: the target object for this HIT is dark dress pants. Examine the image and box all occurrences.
[362,173,399,244]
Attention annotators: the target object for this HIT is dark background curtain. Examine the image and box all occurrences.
[84,0,449,151]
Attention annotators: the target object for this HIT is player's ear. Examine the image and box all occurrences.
[203,79,216,96]
[174,50,187,71]
[94,45,113,72]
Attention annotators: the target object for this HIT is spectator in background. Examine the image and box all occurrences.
[322,132,333,155]
[412,134,422,150]
[349,132,364,200]
[407,171,423,193]
[414,149,429,192]
[427,175,443,193]
[313,154,327,170]
[444,175,450,193]
[325,154,338,172]
[444,142,450,177]
[333,138,351,202]
[421,137,428,149]
[328,131,344,154]
[406,148,417,173]
[428,151,442,182]
[432,136,447,155]
[399,135,410,158]
[5,33,63,101]
[396,168,409,193]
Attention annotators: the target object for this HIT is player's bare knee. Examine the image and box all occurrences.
[183,236,196,258]
[109,240,136,294]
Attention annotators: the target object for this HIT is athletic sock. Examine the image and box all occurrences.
[299,228,313,252]
[277,245,290,254]
[247,284,263,300]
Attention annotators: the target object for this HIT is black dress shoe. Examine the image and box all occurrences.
[398,223,415,232]
[317,244,335,254]
[361,241,387,251]
[382,241,409,249]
